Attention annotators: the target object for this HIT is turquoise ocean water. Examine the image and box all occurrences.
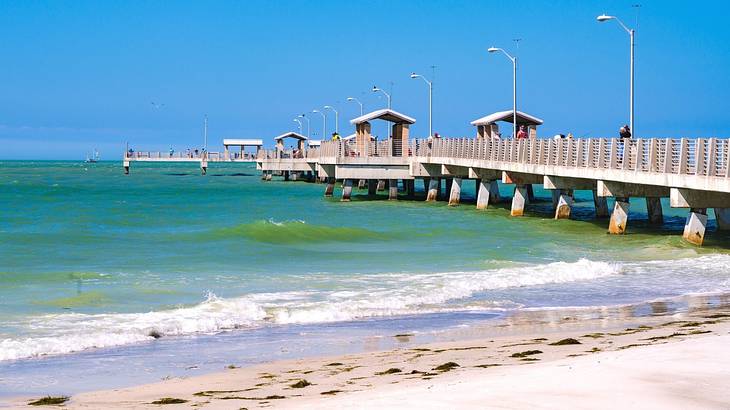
[1,160,730,396]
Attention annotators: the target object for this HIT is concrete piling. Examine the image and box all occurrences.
[551,190,561,210]
[448,178,462,206]
[476,179,491,210]
[608,197,630,234]
[377,180,386,192]
[426,178,439,202]
[683,208,708,246]
[445,178,453,201]
[715,208,730,230]
[358,179,366,189]
[511,185,529,217]
[423,178,430,196]
[341,179,353,202]
[554,190,573,219]
[526,184,536,203]
[405,180,415,197]
[283,171,290,181]
[646,197,663,224]
[368,179,377,196]
[593,190,609,218]
[324,177,335,197]
[488,180,501,204]
[265,172,272,181]
[388,179,398,200]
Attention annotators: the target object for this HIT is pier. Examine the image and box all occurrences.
[125,109,730,246]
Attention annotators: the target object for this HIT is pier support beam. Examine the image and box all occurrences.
[488,180,501,204]
[526,184,536,203]
[448,178,462,206]
[200,161,207,175]
[426,178,439,202]
[324,177,335,197]
[476,180,493,210]
[511,185,529,217]
[283,171,290,181]
[265,172,272,181]
[715,208,730,230]
[377,180,386,192]
[683,208,708,246]
[388,179,398,200]
[608,198,630,234]
[554,190,573,220]
[423,178,430,196]
[646,197,663,225]
[593,190,609,218]
[358,179,366,189]
[123,161,130,175]
[405,180,415,197]
[341,179,353,202]
[368,179,377,196]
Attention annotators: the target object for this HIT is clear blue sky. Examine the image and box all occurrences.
[1,0,729,159]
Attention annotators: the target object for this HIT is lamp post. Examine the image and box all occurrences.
[346,97,363,116]
[323,105,339,134]
[488,46,518,138]
[298,114,310,138]
[293,118,303,134]
[597,13,635,136]
[312,109,326,139]
[203,114,208,151]
[372,86,391,109]
[410,72,433,137]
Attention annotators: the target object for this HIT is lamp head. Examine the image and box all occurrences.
[312,109,320,113]
[347,97,354,101]
[324,105,332,109]
[372,86,380,92]
[410,72,419,79]
[596,14,614,22]
[487,47,500,53]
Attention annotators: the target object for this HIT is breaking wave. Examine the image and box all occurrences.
[0,258,622,361]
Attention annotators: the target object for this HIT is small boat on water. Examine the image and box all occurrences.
[85,149,100,163]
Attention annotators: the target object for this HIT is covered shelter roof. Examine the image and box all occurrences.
[222,138,263,147]
[274,132,308,141]
[350,108,416,125]
[470,110,543,127]
[343,133,376,141]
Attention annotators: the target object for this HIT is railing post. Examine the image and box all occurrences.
[695,138,706,176]
[609,139,619,169]
[678,138,689,174]
[707,138,717,177]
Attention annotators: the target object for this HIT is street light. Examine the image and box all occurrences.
[372,86,391,109]
[323,105,339,134]
[597,13,636,136]
[346,97,364,116]
[410,72,433,137]
[487,46,518,138]
[298,114,310,138]
[312,109,326,139]
[293,118,303,134]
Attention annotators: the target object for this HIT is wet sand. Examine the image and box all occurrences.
[11,297,730,409]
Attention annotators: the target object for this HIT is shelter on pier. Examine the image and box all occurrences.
[223,138,263,160]
[274,132,308,151]
[471,110,543,139]
[349,108,416,157]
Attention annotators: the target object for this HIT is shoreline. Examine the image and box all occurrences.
[8,294,730,409]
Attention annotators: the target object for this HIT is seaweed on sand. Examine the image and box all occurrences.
[510,350,543,358]
[150,397,188,404]
[375,368,402,375]
[549,338,581,346]
[433,362,460,372]
[28,396,69,406]
[289,379,312,388]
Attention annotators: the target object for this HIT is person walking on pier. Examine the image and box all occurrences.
[619,125,632,139]
[516,125,528,139]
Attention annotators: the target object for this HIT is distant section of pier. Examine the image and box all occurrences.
[124,109,730,246]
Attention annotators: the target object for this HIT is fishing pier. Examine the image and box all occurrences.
[124,109,730,246]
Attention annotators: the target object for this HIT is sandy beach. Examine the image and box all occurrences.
[12,299,730,409]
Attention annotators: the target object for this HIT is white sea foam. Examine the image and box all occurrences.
[3,255,730,361]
